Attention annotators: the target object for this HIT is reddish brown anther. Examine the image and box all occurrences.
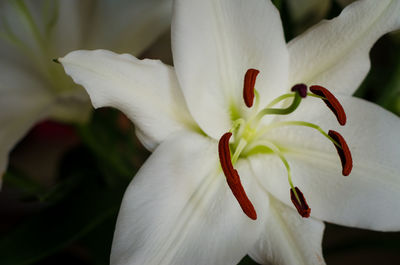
[290,187,311,218]
[218,132,257,220]
[243,69,260,108]
[310,85,346,125]
[291,83,307,98]
[328,130,353,176]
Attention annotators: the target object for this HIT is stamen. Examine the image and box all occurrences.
[243,69,260,108]
[218,132,257,220]
[256,121,341,149]
[291,84,307,98]
[290,187,311,218]
[328,130,353,176]
[309,85,346,125]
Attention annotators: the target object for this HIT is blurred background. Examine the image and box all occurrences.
[0,0,399,264]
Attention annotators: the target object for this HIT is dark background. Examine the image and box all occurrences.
[1,1,400,264]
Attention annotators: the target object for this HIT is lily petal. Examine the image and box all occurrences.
[59,49,197,150]
[249,196,325,265]
[252,96,400,231]
[0,61,53,186]
[288,0,400,95]
[172,0,289,139]
[111,131,268,265]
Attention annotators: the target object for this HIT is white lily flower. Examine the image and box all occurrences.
[59,0,400,264]
[0,0,172,184]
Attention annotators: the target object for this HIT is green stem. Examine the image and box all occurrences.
[265,92,325,109]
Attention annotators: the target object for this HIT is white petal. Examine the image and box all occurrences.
[87,0,172,55]
[249,196,325,265]
[111,131,268,265]
[0,61,53,186]
[59,49,197,150]
[251,96,400,231]
[288,0,400,95]
[172,0,289,139]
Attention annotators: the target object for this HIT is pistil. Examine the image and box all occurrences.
[291,83,307,98]
[255,88,306,122]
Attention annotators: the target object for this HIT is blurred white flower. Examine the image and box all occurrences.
[60,0,400,264]
[0,0,172,183]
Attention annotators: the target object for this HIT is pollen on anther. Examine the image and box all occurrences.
[328,130,353,176]
[243,69,260,108]
[310,85,347,125]
[290,187,311,218]
[218,132,257,220]
[291,83,307,98]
